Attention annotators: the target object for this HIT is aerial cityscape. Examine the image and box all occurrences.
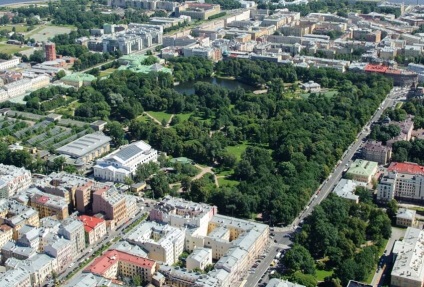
[0,0,423,286]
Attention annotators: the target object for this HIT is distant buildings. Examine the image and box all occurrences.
[391,227,424,287]
[176,3,221,20]
[61,73,97,89]
[266,278,306,287]
[345,159,378,183]
[94,140,158,182]
[0,57,20,70]
[300,80,321,93]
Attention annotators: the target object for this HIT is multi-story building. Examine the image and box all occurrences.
[127,221,185,265]
[30,75,50,90]
[176,3,221,20]
[0,164,32,199]
[362,140,392,165]
[92,186,127,225]
[94,140,158,182]
[125,195,137,219]
[186,247,212,271]
[16,225,39,250]
[56,132,111,165]
[3,79,32,99]
[111,0,178,11]
[391,227,424,287]
[0,57,20,70]
[4,200,40,239]
[150,196,217,237]
[396,208,416,227]
[345,159,378,183]
[377,162,424,202]
[78,215,107,245]
[84,249,157,282]
[44,236,73,272]
[332,179,363,203]
[29,190,69,220]
[2,241,36,262]
[0,268,31,287]
[5,253,58,287]
[59,217,86,257]
[0,224,13,249]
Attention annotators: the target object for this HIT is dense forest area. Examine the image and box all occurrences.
[0,58,392,224]
[282,194,391,287]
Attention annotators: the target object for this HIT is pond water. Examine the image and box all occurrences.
[173,77,255,95]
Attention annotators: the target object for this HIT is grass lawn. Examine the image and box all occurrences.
[136,114,149,123]
[226,142,248,160]
[0,43,31,55]
[1,25,28,33]
[99,68,116,77]
[54,100,81,117]
[301,90,338,99]
[216,169,234,177]
[218,177,239,187]
[175,113,192,122]
[315,269,333,281]
[146,111,173,123]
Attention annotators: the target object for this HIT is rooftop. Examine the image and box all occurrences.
[56,132,111,158]
[84,249,155,276]
[388,162,424,176]
[78,215,105,233]
[397,208,416,220]
[346,159,378,176]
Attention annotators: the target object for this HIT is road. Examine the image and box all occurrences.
[248,86,410,285]
[371,227,406,287]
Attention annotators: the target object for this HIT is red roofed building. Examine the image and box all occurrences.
[364,64,418,86]
[78,215,106,245]
[84,249,157,282]
[365,64,388,73]
[388,162,424,176]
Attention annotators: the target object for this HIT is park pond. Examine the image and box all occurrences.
[173,77,256,95]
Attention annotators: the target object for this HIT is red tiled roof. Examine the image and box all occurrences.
[78,215,105,233]
[84,250,155,277]
[388,162,424,176]
[364,64,388,73]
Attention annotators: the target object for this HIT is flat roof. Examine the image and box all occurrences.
[56,132,111,158]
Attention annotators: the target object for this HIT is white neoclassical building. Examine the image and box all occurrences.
[93,140,158,182]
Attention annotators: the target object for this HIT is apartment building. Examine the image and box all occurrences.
[362,140,392,165]
[391,227,424,287]
[0,57,20,70]
[29,190,69,220]
[59,217,86,256]
[44,236,73,272]
[30,75,50,90]
[332,179,363,203]
[0,224,13,249]
[111,0,178,11]
[127,221,185,265]
[2,241,36,262]
[266,278,306,287]
[345,159,378,183]
[0,164,32,199]
[5,253,58,287]
[150,196,218,237]
[3,79,32,99]
[377,162,424,202]
[94,140,158,182]
[84,249,157,282]
[92,186,126,225]
[16,225,39,250]
[0,268,31,287]
[78,215,107,245]
[186,247,212,271]
[3,200,40,239]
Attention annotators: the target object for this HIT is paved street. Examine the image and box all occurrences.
[371,227,406,287]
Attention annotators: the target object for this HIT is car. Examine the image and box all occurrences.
[274,239,277,243]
